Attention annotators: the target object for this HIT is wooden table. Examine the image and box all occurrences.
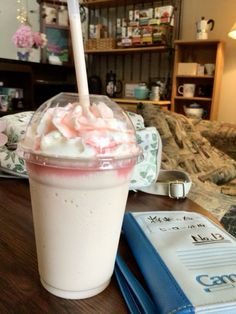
[0,179,219,313]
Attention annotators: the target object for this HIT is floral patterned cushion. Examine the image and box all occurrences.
[0,112,33,177]
[0,111,161,186]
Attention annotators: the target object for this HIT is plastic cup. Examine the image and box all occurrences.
[19,93,140,299]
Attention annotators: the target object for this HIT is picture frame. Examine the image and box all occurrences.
[45,27,70,63]
[123,82,139,98]
[40,1,72,64]
[58,6,69,27]
[43,4,57,25]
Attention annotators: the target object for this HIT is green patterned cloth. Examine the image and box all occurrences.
[0,111,161,186]
[127,112,161,190]
[0,112,33,176]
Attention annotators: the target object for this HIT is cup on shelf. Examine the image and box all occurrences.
[149,86,160,101]
[205,63,215,76]
[178,84,196,98]
[0,95,9,112]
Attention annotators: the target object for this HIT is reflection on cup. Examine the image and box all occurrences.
[205,63,215,76]
[0,95,9,112]
[178,84,196,97]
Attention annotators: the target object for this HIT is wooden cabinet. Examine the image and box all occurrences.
[171,40,224,120]
[81,0,182,112]
[0,58,76,115]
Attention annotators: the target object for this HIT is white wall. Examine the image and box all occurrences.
[0,0,40,61]
[181,0,236,123]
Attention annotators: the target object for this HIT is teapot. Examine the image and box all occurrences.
[106,71,122,97]
[88,75,102,94]
[134,83,150,100]
[196,17,215,40]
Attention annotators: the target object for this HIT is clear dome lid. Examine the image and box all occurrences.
[19,93,141,169]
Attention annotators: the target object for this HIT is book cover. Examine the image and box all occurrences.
[122,211,236,314]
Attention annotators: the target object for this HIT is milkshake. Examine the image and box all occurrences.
[19,93,140,299]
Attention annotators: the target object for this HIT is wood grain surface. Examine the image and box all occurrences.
[0,179,219,313]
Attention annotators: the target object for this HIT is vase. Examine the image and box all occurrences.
[17,48,30,61]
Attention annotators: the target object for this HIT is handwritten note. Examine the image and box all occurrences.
[133,211,236,308]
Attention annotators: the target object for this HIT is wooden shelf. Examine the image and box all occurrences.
[176,75,214,79]
[112,97,170,112]
[112,98,170,106]
[174,39,222,46]
[34,79,76,86]
[37,0,67,5]
[174,96,212,101]
[85,45,170,55]
[81,0,156,8]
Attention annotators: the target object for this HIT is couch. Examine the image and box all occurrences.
[138,105,236,237]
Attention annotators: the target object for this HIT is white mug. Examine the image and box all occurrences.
[205,63,215,76]
[178,84,196,97]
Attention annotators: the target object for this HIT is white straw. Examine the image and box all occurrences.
[67,0,90,110]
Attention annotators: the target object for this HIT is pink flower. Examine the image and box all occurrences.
[12,25,33,49]
[12,24,47,49]
[32,32,47,49]
[0,120,8,147]
[47,44,61,54]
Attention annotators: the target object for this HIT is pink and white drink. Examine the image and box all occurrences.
[19,93,140,299]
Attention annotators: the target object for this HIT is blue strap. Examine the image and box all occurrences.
[115,253,157,314]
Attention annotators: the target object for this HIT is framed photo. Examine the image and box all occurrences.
[58,6,69,27]
[43,5,57,24]
[40,2,72,64]
[123,82,139,98]
[45,27,70,63]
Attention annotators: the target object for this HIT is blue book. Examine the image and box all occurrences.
[122,211,236,314]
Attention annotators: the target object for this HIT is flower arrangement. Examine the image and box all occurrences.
[12,24,47,49]
[32,32,47,49]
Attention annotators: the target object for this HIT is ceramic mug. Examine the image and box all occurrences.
[178,84,196,97]
[205,63,215,76]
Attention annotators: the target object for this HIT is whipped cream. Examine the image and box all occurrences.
[23,99,139,159]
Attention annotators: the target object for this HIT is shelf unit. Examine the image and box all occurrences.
[82,0,182,110]
[171,40,224,120]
